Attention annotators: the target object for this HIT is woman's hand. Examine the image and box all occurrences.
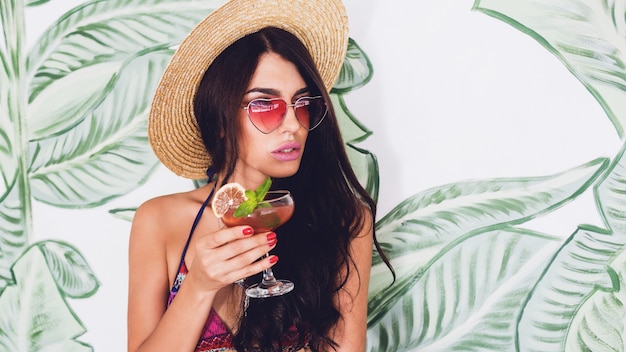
[186,225,278,292]
[128,190,278,352]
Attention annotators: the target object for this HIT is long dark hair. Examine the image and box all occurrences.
[194,27,393,351]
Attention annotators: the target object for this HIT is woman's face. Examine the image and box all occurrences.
[233,52,310,189]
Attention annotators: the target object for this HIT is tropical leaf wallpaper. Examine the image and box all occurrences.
[1,0,625,351]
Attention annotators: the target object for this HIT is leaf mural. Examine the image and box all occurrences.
[0,26,16,202]
[28,50,169,207]
[596,143,626,235]
[25,0,227,208]
[367,228,560,352]
[0,188,27,283]
[0,0,27,288]
[0,107,18,203]
[26,0,226,76]
[473,0,626,139]
[365,159,609,350]
[566,245,626,351]
[369,158,608,305]
[0,243,93,352]
[26,0,50,7]
[468,1,626,351]
[333,39,379,200]
[37,241,98,299]
[517,227,623,352]
[333,94,379,201]
[332,38,374,94]
[26,0,227,140]
[550,138,626,352]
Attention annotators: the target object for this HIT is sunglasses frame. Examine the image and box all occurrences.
[241,96,327,134]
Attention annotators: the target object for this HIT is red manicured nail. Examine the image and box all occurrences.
[266,232,277,246]
[243,227,254,236]
[269,255,279,264]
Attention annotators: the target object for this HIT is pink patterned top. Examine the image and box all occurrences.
[166,188,308,351]
[168,261,235,350]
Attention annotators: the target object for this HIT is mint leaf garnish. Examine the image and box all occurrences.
[245,190,257,203]
[255,177,271,201]
[234,177,272,217]
[234,200,256,217]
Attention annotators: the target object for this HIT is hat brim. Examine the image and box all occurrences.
[148,0,349,179]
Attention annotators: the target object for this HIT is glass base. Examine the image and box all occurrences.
[245,279,294,298]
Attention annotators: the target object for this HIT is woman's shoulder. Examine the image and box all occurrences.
[132,185,214,236]
[135,190,185,217]
[142,183,215,211]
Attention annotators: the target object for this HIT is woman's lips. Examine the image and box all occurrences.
[272,141,301,161]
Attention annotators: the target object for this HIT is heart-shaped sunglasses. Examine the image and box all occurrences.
[241,96,327,134]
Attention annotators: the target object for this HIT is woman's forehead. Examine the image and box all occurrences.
[244,53,308,98]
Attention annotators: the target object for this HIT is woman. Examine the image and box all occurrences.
[127,0,393,351]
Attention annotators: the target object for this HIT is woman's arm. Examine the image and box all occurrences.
[127,197,215,352]
[330,210,374,351]
[127,196,278,352]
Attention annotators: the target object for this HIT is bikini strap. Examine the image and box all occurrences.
[176,183,217,272]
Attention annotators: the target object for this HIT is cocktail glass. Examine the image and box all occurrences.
[221,190,295,298]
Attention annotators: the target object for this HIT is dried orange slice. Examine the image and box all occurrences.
[211,182,247,218]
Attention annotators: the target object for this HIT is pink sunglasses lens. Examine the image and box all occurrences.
[248,99,287,133]
[294,97,325,130]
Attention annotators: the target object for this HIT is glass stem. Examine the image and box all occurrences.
[260,253,278,287]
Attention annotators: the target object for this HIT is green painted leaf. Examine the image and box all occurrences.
[566,245,626,351]
[26,0,50,6]
[518,227,623,352]
[0,33,17,201]
[331,93,372,151]
[108,207,136,222]
[0,187,28,282]
[28,51,167,207]
[331,41,378,199]
[332,94,379,200]
[27,62,119,140]
[26,0,225,139]
[367,228,558,351]
[332,38,373,94]
[0,1,29,289]
[37,240,99,299]
[0,112,17,202]
[368,159,608,328]
[347,141,379,203]
[467,3,626,349]
[597,144,626,234]
[0,244,91,351]
[473,0,626,138]
[24,0,228,207]
[372,158,607,269]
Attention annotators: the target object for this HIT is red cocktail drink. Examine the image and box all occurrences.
[223,190,295,298]
[221,194,294,232]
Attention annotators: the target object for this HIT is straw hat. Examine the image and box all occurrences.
[148,0,349,179]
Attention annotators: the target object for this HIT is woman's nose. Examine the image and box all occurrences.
[280,103,303,132]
